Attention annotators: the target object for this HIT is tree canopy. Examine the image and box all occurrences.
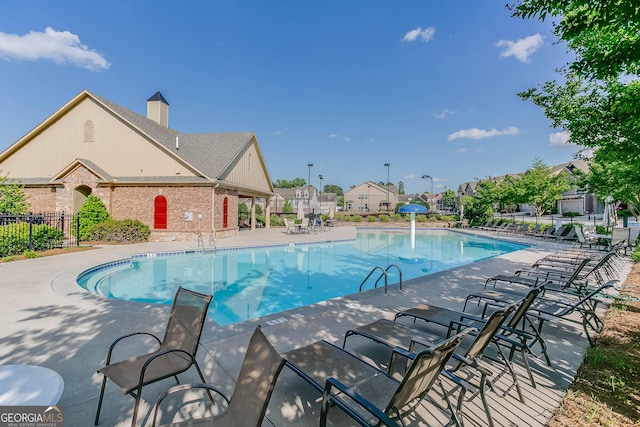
[0,172,29,215]
[510,1,640,210]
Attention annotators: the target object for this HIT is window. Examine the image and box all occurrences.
[154,196,167,229]
[223,197,229,228]
[84,120,94,142]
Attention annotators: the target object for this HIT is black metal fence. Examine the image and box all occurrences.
[0,212,80,256]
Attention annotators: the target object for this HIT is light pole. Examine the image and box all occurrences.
[318,174,323,213]
[384,163,390,212]
[422,175,433,212]
[307,163,313,215]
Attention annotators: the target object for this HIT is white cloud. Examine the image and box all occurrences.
[434,108,456,119]
[328,134,338,138]
[344,137,350,143]
[448,126,519,141]
[549,130,572,146]
[271,129,287,136]
[495,33,544,63]
[454,148,468,154]
[0,27,109,71]
[403,27,436,43]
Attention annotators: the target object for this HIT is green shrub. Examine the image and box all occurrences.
[31,224,64,250]
[631,247,640,263]
[0,223,63,257]
[367,215,377,222]
[562,211,581,218]
[352,215,363,222]
[84,219,150,242]
[391,214,402,221]
[416,214,427,222]
[77,195,111,240]
[23,250,40,259]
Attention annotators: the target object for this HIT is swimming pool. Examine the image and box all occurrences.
[77,229,527,326]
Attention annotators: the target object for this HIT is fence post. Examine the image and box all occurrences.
[76,213,81,246]
[28,213,34,251]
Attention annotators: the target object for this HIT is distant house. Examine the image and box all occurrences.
[0,90,275,240]
[344,181,397,212]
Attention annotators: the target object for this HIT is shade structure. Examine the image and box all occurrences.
[399,204,428,249]
[297,200,305,220]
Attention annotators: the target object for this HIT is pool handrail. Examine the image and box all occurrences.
[359,265,403,294]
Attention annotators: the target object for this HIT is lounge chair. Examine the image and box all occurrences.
[466,281,618,347]
[94,287,213,427]
[342,305,517,427]
[523,223,541,237]
[284,330,471,426]
[484,257,592,295]
[533,226,555,239]
[395,287,545,394]
[151,326,285,427]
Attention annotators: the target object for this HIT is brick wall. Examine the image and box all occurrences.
[23,187,58,213]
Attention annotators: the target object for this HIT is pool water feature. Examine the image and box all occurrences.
[78,229,527,326]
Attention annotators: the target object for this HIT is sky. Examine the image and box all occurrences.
[0,1,579,195]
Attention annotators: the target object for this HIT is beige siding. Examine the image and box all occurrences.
[0,98,195,179]
[225,139,272,192]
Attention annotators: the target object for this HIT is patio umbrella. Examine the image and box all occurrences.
[459,204,464,219]
[602,196,617,228]
[297,200,305,220]
[398,204,428,249]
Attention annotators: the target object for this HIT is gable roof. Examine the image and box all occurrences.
[0,90,274,194]
[92,92,258,181]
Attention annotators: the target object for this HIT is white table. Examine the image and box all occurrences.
[0,365,64,405]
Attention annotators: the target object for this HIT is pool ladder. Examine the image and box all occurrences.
[359,264,402,294]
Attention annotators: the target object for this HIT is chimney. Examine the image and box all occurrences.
[146,91,169,127]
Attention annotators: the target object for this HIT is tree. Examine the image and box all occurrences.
[0,171,29,215]
[516,158,571,219]
[441,189,459,211]
[397,181,405,195]
[323,184,344,196]
[282,199,292,213]
[510,1,640,209]
[78,195,111,240]
[273,178,307,188]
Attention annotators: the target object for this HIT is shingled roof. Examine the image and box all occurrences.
[91,91,255,181]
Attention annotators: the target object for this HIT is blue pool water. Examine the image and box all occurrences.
[77,229,527,326]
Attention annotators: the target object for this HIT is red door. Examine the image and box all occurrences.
[154,196,167,229]
[223,197,229,228]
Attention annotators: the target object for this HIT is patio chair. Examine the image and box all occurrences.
[466,281,618,347]
[94,287,213,427]
[396,287,546,395]
[522,223,541,237]
[284,330,471,426]
[484,257,592,295]
[283,218,297,234]
[151,326,285,427]
[299,217,311,233]
[342,305,516,427]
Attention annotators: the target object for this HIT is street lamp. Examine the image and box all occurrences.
[422,175,433,212]
[318,174,323,213]
[307,163,313,214]
[384,163,390,212]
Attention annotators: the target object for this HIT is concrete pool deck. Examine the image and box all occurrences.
[0,225,629,426]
